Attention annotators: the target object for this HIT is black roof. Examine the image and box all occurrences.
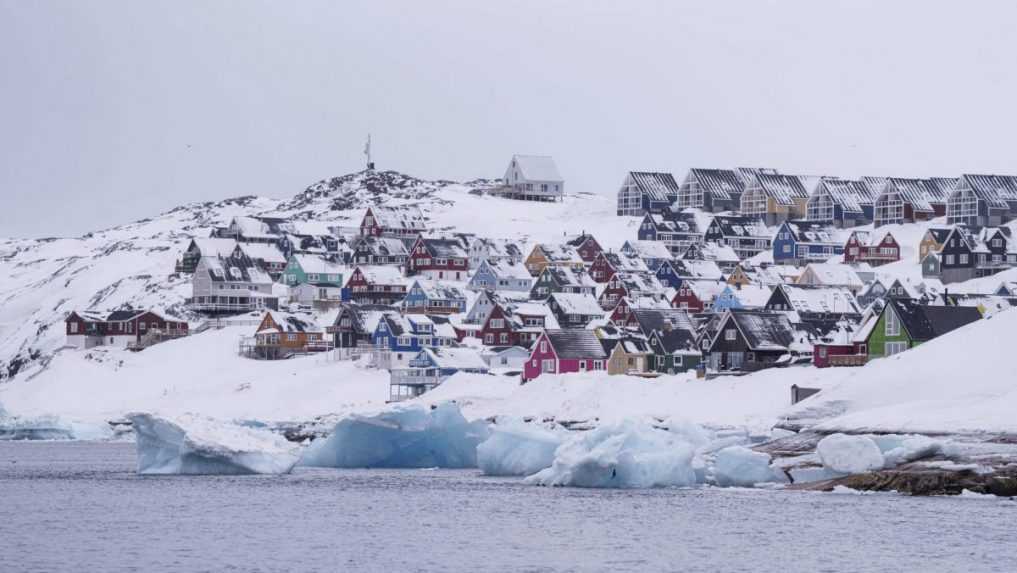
[106,310,144,322]
[629,308,695,337]
[653,328,698,354]
[888,299,981,341]
[544,329,608,359]
[726,310,796,351]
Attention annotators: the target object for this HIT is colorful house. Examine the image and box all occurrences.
[406,236,469,280]
[468,259,533,292]
[402,280,467,315]
[389,347,490,402]
[522,329,608,382]
[282,253,344,286]
[360,205,427,238]
[843,231,900,267]
[772,220,845,266]
[805,177,877,227]
[860,298,981,359]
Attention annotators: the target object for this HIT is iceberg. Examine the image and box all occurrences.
[525,420,697,488]
[712,446,782,487]
[128,413,301,475]
[300,402,490,469]
[817,433,885,474]
[477,419,565,477]
[871,434,942,467]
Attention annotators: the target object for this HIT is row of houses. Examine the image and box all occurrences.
[618,168,1017,228]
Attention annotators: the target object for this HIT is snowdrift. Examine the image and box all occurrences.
[785,308,1017,434]
[300,402,490,469]
[128,413,301,475]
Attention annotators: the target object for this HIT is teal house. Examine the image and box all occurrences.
[283,254,344,286]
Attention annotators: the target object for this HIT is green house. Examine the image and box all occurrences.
[864,298,981,358]
[283,254,344,286]
[647,328,701,374]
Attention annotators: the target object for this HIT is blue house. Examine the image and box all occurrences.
[804,178,878,228]
[372,313,458,368]
[773,220,845,266]
[467,259,533,293]
[712,284,772,312]
[637,212,702,255]
[655,260,684,289]
[402,280,467,315]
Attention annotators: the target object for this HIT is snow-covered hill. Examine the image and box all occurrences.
[0,169,634,381]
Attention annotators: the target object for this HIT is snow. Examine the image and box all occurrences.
[870,434,942,467]
[816,434,885,474]
[712,446,782,487]
[525,420,698,488]
[300,402,490,469]
[477,419,565,476]
[128,412,301,475]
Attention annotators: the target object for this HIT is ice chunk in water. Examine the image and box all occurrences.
[477,419,565,476]
[525,420,697,488]
[300,402,490,469]
[870,434,942,467]
[128,413,301,475]
[817,433,884,474]
[712,446,781,487]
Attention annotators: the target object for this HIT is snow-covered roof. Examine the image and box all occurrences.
[550,292,605,316]
[235,243,287,264]
[510,155,563,182]
[627,171,680,202]
[621,240,672,261]
[799,263,865,289]
[419,347,489,371]
[356,265,405,284]
[543,329,607,359]
[291,254,344,275]
[725,284,773,307]
[369,205,427,231]
[483,259,532,281]
[779,284,861,315]
[191,238,238,258]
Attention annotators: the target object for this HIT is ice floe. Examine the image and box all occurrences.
[477,419,565,477]
[817,433,885,474]
[300,402,490,469]
[128,413,301,475]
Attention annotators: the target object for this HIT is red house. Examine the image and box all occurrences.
[669,280,724,313]
[843,231,900,267]
[522,329,608,382]
[360,205,427,238]
[478,304,517,346]
[609,296,671,327]
[406,236,469,280]
[65,309,188,350]
[566,233,604,264]
[345,266,407,305]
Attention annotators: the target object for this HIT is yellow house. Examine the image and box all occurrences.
[524,244,585,277]
[918,228,951,263]
[607,337,652,375]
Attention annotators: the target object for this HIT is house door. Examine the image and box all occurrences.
[726,352,744,370]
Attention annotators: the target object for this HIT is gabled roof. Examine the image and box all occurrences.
[886,299,981,341]
[815,178,877,213]
[106,309,146,322]
[750,172,809,206]
[419,237,468,258]
[417,347,489,371]
[628,171,680,202]
[708,214,770,239]
[669,259,724,281]
[353,236,411,256]
[550,292,605,316]
[799,263,864,290]
[629,308,695,336]
[410,280,466,301]
[776,284,861,315]
[259,310,321,334]
[783,220,844,245]
[956,174,1017,209]
[621,240,672,261]
[544,265,596,288]
[510,155,563,182]
[723,310,797,351]
[369,205,427,231]
[879,177,953,212]
[482,259,533,281]
[536,243,584,264]
[651,328,699,355]
[687,169,745,201]
[354,265,405,284]
[201,255,273,284]
[189,238,238,258]
[290,253,344,275]
[543,329,608,359]
[235,242,287,264]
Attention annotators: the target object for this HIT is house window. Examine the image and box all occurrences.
[500,333,509,343]
[885,309,900,336]
[959,254,969,265]
[540,341,548,353]
[541,359,555,373]
[724,329,736,341]
[945,254,955,265]
[593,360,604,370]
[490,318,504,329]
[70,322,79,333]
[485,334,494,344]
[885,341,907,356]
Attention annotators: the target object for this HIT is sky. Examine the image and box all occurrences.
[2,0,1017,238]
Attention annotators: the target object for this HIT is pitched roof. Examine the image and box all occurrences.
[783,220,844,245]
[511,155,563,182]
[543,329,608,359]
[370,205,427,231]
[291,253,344,275]
[815,178,877,213]
[190,238,238,258]
[235,242,287,264]
[888,299,982,341]
[777,284,861,315]
[421,237,468,258]
[726,310,797,351]
[202,255,273,284]
[652,327,699,355]
[621,240,672,261]
[629,171,680,202]
[355,265,405,284]
[629,308,695,335]
[550,292,605,316]
[106,310,145,322]
[750,172,809,206]
[687,169,745,201]
[419,347,489,371]
[483,259,533,281]
[957,174,1017,209]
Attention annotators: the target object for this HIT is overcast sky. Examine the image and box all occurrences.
[2,1,1017,238]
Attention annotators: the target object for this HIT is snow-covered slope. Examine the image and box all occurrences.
[0,169,634,381]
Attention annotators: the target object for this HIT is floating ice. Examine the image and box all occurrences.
[477,419,565,476]
[817,433,885,474]
[525,420,697,488]
[871,434,942,467]
[0,413,76,440]
[128,413,301,475]
[300,402,490,469]
[712,446,781,487]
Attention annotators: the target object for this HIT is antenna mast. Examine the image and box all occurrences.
[364,134,375,170]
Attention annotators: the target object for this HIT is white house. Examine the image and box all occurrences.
[502,155,564,201]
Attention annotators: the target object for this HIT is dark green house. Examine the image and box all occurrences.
[864,298,981,358]
[647,328,701,374]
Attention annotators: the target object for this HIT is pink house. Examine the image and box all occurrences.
[522,329,608,382]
